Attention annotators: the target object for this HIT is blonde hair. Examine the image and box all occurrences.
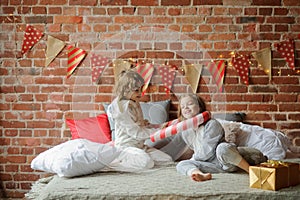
[113,69,144,99]
[177,94,206,120]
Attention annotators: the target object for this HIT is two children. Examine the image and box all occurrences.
[108,69,252,181]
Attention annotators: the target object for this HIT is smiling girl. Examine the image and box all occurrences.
[176,94,251,182]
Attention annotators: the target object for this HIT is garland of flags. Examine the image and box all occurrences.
[20,24,299,95]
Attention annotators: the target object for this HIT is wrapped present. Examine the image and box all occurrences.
[249,160,300,191]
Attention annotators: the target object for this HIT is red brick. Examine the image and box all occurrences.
[246,113,272,121]
[214,25,228,32]
[248,104,278,112]
[214,7,228,15]
[19,130,33,137]
[69,0,97,6]
[131,0,158,6]
[288,113,300,120]
[32,6,46,14]
[252,0,281,6]
[223,0,251,6]
[259,8,272,15]
[122,7,135,15]
[48,7,62,14]
[206,17,233,24]
[279,104,300,112]
[182,7,196,15]
[168,8,181,16]
[280,122,300,129]
[193,0,222,5]
[283,0,300,6]
[274,114,287,121]
[40,0,67,5]
[5,156,26,163]
[266,17,295,24]
[93,7,106,15]
[244,8,257,15]
[214,42,227,49]
[22,0,38,5]
[145,16,173,24]
[6,147,21,155]
[114,16,143,23]
[274,8,289,15]
[100,0,127,5]
[162,0,190,6]
[2,6,16,14]
[279,85,300,93]
[273,76,299,84]
[54,16,83,24]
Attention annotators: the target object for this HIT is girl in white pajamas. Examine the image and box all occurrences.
[107,69,172,172]
[176,94,250,182]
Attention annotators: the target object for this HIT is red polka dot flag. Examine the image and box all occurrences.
[275,39,295,70]
[158,65,176,95]
[136,63,154,95]
[91,54,109,83]
[21,25,44,55]
[232,55,250,85]
[67,45,86,78]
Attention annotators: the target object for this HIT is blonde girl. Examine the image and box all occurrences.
[107,69,172,171]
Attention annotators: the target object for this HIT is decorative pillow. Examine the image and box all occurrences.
[66,114,111,144]
[31,139,119,177]
[140,100,170,124]
[104,100,170,140]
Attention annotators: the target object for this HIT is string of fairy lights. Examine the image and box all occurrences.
[3,12,300,82]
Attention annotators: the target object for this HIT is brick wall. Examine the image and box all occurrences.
[1,0,300,198]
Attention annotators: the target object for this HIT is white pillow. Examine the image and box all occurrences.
[31,139,119,177]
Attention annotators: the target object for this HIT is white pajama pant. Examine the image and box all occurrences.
[109,146,172,172]
[176,142,243,176]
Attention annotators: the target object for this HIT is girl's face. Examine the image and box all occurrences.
[129,87,142,101]
[180,96,200,119]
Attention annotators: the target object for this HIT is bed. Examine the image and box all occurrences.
[26,103,300,199]
[26,159,300,200]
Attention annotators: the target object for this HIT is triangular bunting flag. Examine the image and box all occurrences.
[21,25,44,55]
[113,59,131,82]
[252,47,272,80]
[136,63,154,95]
[91,54,109,83]
[207,61,226,92]
[275,39,295,70]
[45,35,65,67]
[67,46,86,78]
[158,65,176,95]
[232,55,250,85]
[184,64,202,93]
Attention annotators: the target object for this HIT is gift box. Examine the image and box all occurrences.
[249,160,300,191]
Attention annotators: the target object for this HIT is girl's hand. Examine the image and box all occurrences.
[160,122,168,129]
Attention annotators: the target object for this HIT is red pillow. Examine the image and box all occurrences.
[66,114,111,144]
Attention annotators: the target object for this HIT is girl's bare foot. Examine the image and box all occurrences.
[191,171,212,182]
